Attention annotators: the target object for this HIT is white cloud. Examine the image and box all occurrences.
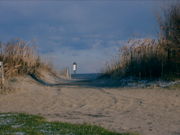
[0,1,162,73]
[41,39,122,73]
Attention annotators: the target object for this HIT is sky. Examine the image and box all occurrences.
[0,1,166,73]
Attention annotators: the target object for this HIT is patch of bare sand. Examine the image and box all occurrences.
[0,76,180,135]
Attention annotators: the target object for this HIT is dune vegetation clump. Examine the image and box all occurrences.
[104,3,180,79]
[104,39,164,78]
[0,39,51,79]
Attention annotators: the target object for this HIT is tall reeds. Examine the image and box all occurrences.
[104,39,162,78]
[158,2,180,77]
[0,39,48,78]
[104,2,180,79]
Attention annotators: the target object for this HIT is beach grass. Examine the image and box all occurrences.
[0,113,139,135]
[103,2,180,80]
[0,39,53,79]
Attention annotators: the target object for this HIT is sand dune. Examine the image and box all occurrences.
[0,75,180,135]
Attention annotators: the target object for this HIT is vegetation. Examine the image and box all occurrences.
[0,39,52,79]
[158,3,180,78]
[0,113,137,135]
[104,3,180,79]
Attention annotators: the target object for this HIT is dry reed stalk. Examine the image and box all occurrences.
[0,39,52,79]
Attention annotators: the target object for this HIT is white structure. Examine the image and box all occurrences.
[73,62,77,74]
[65,68,71,79]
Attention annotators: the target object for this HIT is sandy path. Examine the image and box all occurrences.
[0,76,180,135]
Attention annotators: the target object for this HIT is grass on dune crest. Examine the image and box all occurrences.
[103,3,180,80]
[0,39,53,79]
[0,113,139,135]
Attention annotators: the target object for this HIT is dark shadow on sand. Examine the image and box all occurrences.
[29,73,123,88]
[29,74,99,87]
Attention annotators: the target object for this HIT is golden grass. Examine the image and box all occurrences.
[0,39,51,78]
[104,3,180,79]
[104,38,180,79]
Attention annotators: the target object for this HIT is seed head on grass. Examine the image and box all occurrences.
[0,39,52,79]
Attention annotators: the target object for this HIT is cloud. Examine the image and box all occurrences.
[0,1,164,73]
[41,40,121,73]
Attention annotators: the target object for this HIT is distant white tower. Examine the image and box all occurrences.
[73,62,77,74]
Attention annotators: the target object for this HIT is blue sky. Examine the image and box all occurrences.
[0,1,165,73]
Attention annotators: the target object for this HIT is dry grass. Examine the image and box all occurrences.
[104,39,162,78]
[104,3,180,79]
[0,39,51,79]
[104,38,179,79]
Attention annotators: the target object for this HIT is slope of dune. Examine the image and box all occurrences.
[0,70,180,135]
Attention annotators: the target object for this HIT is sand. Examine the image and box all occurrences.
[0,76,180,135]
